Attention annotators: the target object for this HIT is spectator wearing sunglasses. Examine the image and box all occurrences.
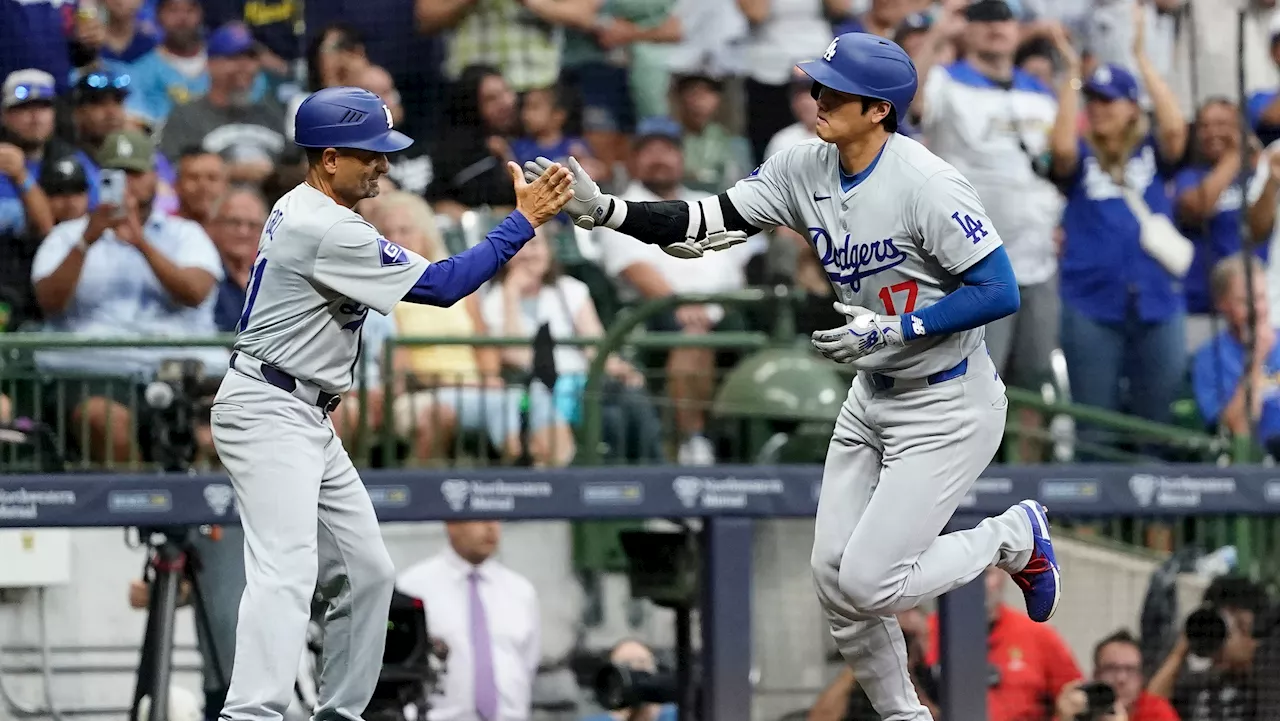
[70,70,130,183]
[1,70,88,328]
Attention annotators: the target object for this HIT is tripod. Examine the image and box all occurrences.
[130,526,228,721]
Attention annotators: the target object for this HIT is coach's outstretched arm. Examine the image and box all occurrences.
[402,162,573,307]
[522,156,756,257]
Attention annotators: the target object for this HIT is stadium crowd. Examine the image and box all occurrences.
[5,0,1280,469]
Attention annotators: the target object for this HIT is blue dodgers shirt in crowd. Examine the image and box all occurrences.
[1173,166,1266,314]
[0,0,73,91]
[1192,331,1280,442]
[1058,134,1184,323]
[0,149,101,238]
[1247,89,1280,148]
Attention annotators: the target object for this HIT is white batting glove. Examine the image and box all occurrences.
[523,156,617,230]
[811,302,905,363]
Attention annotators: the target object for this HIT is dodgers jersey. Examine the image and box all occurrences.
[726,134,1003,378]
[234,183,429,393]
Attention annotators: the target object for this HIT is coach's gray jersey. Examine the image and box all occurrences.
[234,183,429,393]
[727,134,1003,378]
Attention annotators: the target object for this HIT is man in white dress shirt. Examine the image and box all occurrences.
[397,522,541,721]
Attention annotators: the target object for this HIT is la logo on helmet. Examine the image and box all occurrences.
[823,37,839,62]
[383,104,394,129]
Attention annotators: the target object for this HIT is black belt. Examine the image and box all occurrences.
[229,352,342,413]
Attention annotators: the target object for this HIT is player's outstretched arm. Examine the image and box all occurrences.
[402,162,573,307]
[522,156,758,258]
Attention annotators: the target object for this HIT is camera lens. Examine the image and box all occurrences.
[1185,607,1229,658]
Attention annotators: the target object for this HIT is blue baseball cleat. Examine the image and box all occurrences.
[1010,499,1060,622]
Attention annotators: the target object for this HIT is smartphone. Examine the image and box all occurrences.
[99,168,126,216]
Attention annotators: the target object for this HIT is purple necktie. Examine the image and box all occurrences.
[469,571,499,720]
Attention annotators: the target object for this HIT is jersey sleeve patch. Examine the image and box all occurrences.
[378,237,410,267]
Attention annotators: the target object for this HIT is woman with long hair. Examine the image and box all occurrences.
[483,226,663,463]
[1048,18,1188,439]
[424,65,521,218]
[365,192,566,465]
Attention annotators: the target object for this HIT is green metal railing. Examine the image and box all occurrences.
[0,297,1274,573]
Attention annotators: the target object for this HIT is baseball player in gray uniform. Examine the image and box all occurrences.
[210,87,574,721]
[524,34,1063,720]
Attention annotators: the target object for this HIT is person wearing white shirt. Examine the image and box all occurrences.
[30,130,225,463]
[397,521,541,721]
[916,0,1063,394]
[591,120,761,465]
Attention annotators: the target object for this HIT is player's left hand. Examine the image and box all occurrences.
[810,302,905,363]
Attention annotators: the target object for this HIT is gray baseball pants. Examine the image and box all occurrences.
[810,350,1032,720]
[211,369,396,721]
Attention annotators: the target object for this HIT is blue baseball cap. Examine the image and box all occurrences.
[634,116,683,147]
[207,22,257,58]
[1084,64,1140,103]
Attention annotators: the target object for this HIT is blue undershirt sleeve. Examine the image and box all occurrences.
[402,211,535,307]
[900,246,1020,341]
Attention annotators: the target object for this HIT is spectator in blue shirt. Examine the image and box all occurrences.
[1246,25,1280,149]
[580,639,677,721]
[1,70,63,327]
[97,0,161,64]
[1175,98,1268,350]
[510,83,594,168]
[0,0,73,93]
[1192,254,1280,456]
[30,130,224,463]
[1048,29,1189,440]
[123,0,268,128]
[206,184,262,333]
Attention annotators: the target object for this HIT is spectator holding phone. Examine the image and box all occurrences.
[30,130,225,463]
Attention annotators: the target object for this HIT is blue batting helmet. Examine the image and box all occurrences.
[293,87,413,153]
[796,33,918,123]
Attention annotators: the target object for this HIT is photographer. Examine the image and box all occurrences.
[1054,631,1178,721]
[1054,680,1129,721]
[1147,575,1264,721]
[581,640,676,721]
